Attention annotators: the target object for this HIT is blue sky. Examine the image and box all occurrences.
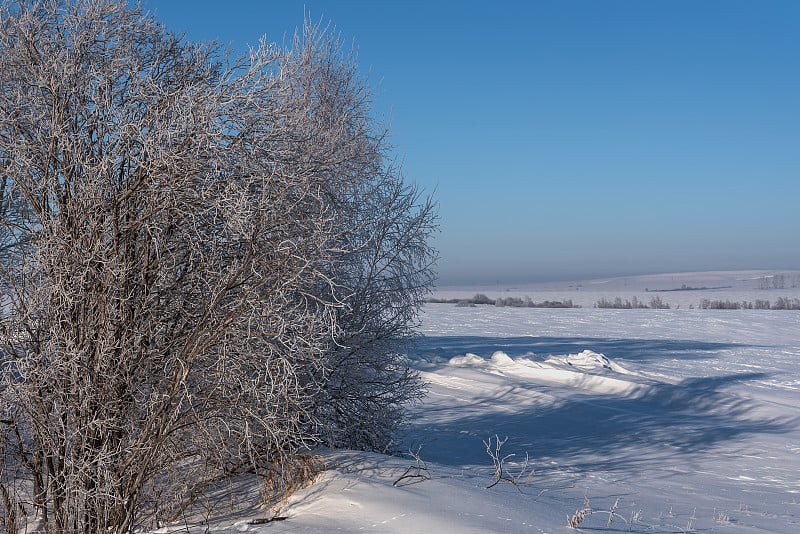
[142,1,799,285]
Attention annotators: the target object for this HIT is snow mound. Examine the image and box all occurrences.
[442,348,646,397]
[448,352,484,366]
[447,349,636,385]
[489,350,514,366]
[545,349,633,374]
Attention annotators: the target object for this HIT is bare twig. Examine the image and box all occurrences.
[483,435,534,489]
[567,495,593,529]
[393,446,431,486]
[607,497,620,527]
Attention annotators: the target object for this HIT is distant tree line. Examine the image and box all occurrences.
[431,294,800,311]
[594,296,800,310]
[699,298,800,310]
[494,296,578,308]
[427,294,578,308]
[595,296,670,309]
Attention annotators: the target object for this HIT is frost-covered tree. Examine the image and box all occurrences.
[0,1,435,532]
[265,22,437,451]
[318,173,436,450]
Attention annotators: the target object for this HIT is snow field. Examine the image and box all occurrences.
[151,277,800,533]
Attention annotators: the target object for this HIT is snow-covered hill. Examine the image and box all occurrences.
[433,269,800,309]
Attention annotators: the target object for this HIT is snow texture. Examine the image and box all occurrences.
[142,271,800,533]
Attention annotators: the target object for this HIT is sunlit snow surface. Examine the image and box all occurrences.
[149,276,800,533]
[389,305,798,533]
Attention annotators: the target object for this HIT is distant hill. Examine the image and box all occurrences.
[431,270,800,309]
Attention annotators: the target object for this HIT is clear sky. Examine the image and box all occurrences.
[141,0,799,285]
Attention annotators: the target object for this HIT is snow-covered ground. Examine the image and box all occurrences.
[154,272,800,533]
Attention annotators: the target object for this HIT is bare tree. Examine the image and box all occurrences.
[0,1,435,532]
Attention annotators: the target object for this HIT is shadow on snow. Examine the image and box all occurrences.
[404,335,795,479]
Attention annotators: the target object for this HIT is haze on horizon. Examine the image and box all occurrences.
[145,1,800,286]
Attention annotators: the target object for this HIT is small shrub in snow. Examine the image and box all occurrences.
[630,509,643,530]
[648,296,671,309]
[713,509,731,525]
[607,497,620,527]
[483,435,534,489]
[393,446,431,486]
[567,495,593,529]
